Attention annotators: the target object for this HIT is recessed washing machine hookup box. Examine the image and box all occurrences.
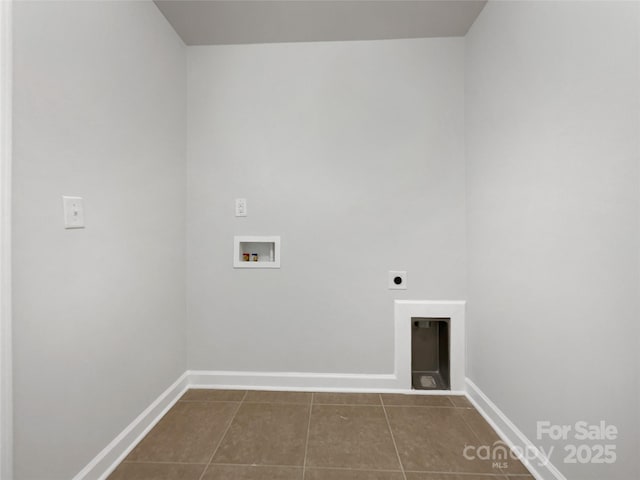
[233,236,280,268]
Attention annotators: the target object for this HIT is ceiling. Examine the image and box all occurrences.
[154,0,487,46]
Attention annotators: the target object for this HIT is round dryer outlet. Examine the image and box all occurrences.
[388,271,407,290]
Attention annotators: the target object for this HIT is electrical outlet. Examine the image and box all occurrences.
[388,271,407,290]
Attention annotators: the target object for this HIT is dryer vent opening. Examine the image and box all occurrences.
[411,318,450,390]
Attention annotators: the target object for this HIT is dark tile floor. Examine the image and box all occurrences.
[109,390,535,480]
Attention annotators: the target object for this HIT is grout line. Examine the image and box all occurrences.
[382,404,466,409]
[380,394,407,480]
[202,463,397,473]
[196,391,248,480]
[126,460,509,476]
[125,461,511,476]
[123,460,209,465]
[403,470,511,476]
[302,465,403,473]
[182,400,467,408]
[403,470,510,476]
[301,392,314,480]
[306,466,507,476]
[202,462,303,469]
[179,399,246,403]
[457,406,518,477]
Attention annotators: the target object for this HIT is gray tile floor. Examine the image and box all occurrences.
[108,390,535,480]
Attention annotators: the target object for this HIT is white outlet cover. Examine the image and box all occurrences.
[388,271,407,290]
[62,196,85,229]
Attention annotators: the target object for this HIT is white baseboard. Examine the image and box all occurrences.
[465,377,566,480]
[188,369,398,392]
[72,372,189,480]
[187,369,465,395]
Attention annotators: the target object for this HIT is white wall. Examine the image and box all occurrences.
[465,2,639,479]
[0,1,13,478]
[12,1,186,479]
[187,38,465,374]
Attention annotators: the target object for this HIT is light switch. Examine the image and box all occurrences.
[235,198,247,217]
[62,196,85,229]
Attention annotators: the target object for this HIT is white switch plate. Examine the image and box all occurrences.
[235,198,247,217]
[62,196,85,229]
[388,271,407,290]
